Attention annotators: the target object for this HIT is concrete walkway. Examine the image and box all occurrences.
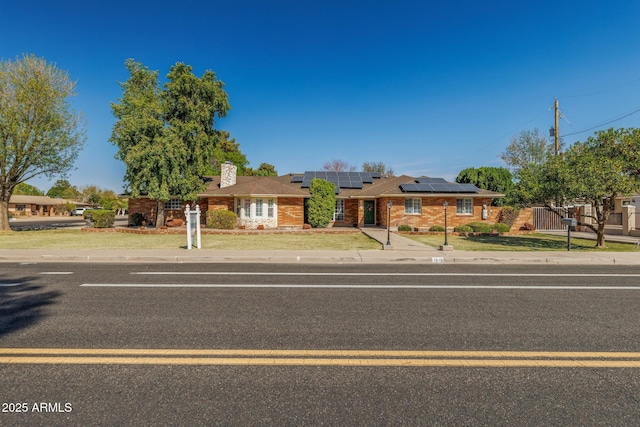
[359,227,439,251]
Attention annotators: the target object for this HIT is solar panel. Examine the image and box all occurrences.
[400,184,421,192]
[291,175,303,183]
[400,181,479,193]
[370,172,382,179]
[416,177,447,184]
[299,171,371,191]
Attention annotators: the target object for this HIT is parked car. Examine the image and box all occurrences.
[71,207,86,216]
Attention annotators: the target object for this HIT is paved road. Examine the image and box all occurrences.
[1,263,640,426]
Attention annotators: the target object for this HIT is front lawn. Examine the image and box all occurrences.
[0,229,381,250]
[403,233,638,252]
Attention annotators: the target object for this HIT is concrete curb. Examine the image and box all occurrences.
[1,249,639,265]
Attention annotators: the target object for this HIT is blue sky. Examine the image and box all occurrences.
[4,0,640,193]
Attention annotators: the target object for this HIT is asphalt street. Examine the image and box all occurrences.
[1,263,640,426]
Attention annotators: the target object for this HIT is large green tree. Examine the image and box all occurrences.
[110,59,230,226]
[456,166,513,206]
[0,54,85,230]
[501,128,555,173]
[14,182,44,196]
[246,163,278,176]
[362,161,394,175]
[515,128,640,247]
[210,130,249,175]
[47,179,80,200]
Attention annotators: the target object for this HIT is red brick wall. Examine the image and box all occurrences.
[208,197,234,212]
[332,199,358,227]
[378,196,497,230]
[127,198,157,224]
[128,198,208,226]
[278,197,304,228]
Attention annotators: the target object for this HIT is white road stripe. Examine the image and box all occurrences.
[0,283,22,287]
[132,272,640,277]
[40,272,74,275]
[81,284,640,289]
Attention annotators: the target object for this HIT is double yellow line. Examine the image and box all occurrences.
[1,348,640,367]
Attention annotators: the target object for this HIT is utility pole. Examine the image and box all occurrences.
[554,98,560,155]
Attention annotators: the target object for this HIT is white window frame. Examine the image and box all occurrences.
[267,199,275,218]
[334,199,345,221]
[404,198,422,215]
[456,198,473,215]
[243,198,251,218]
[255,198,263,217]
[164,198,182,210]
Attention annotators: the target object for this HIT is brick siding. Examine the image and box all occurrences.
[277,197,304,228]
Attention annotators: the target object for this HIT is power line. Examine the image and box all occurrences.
[561,106,640,137]
[559,75,640,99]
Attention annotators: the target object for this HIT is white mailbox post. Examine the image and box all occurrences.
[185,204,202,250]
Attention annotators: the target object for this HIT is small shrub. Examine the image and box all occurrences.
[520,222,536,231]
[454,225,473,233]
[8,211,14,219]
[429,225,445,232]
[493,223,511,233]
[206,209,238,229]
[397,224,413,232]
[85,209,115,228]
[467,222,494,233]
[130,213,144,226]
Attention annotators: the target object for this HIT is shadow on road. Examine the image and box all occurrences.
[0,276,60,337]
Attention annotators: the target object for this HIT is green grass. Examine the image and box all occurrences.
[404,233,638,252]
[0,229,382,250]
[2,229,637,252]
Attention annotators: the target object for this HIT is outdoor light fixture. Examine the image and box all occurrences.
[386,200,393,246]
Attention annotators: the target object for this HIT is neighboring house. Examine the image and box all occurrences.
[128,163,504,230]
[8,195,78,217]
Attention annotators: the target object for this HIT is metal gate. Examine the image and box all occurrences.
[533,207,566,231]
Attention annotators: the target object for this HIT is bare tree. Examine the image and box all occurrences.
[322,159,356,172]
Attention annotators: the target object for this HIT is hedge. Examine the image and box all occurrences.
[206,209,238,229]
[84,209,115,228]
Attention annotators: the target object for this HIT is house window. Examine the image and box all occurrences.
[456,198,473,215]
[243,198,251,218]
[334,199,345,221]
[268,199,275,218]
[404,198,422,215]
[255,198,263,217]
[164,198,182,210]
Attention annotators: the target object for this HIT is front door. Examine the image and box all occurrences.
[364,200,375,225]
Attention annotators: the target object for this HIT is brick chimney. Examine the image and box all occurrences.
[220,161,237,188]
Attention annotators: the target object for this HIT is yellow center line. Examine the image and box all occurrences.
[1,348,640,367]
[1,348,640,358]
[1,356,640,368]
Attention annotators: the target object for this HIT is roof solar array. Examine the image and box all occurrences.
[415,177,447,184]
[290,175,304,183]
[399,182,479,193]
[298,171,380,194]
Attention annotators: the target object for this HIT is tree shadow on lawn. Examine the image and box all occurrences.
[0,276,61,337]
[464,235,596,251]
